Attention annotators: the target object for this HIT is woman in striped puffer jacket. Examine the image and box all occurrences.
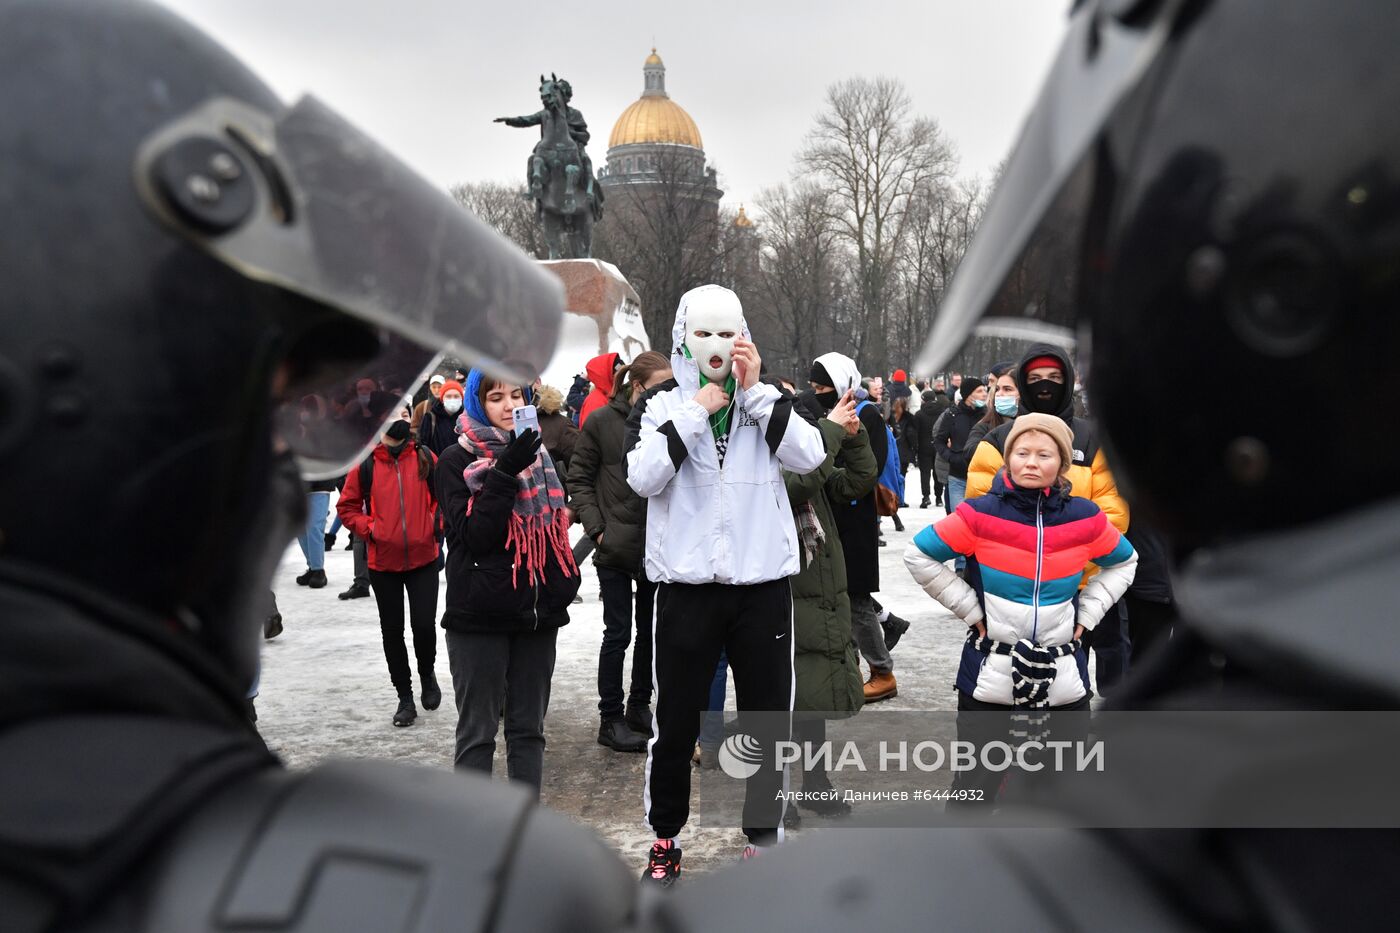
[904,413,1138,711]
[905,414,1136,803]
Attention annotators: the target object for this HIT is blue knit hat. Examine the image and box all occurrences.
[463,368,533,427]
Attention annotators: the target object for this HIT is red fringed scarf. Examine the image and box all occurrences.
[457,414,578,588]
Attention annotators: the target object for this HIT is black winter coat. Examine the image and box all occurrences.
[568,391,647,574]
[933,401,981,480]
[1126,522,1174,603]
[434,444,578,634]
[537,410,579,488]
[913,394,950,460]
[890,410,915,472]
[829,397,887,595]
[416,399,460,457]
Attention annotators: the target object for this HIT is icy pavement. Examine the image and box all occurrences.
[257,498,970,876]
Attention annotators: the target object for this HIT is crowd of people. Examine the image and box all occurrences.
[263,280,1178,887]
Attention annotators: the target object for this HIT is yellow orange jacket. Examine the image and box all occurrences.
[965,425,1129,535]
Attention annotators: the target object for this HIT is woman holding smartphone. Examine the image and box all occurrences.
[433,369,580,795]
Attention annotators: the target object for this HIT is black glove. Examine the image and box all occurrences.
[495,428,542,476]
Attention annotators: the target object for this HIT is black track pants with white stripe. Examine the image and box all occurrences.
[645,578,793,844]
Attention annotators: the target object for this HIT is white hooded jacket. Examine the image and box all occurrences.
[625,286,826,585]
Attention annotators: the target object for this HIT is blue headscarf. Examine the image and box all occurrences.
[462,368,533,430]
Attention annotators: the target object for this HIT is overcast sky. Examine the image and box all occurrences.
[163,1,1068,212]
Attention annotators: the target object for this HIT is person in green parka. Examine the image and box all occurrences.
[779,379,879,816]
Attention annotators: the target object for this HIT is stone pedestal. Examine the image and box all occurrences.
[537,259,652,388]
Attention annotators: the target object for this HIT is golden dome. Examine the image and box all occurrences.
[734,205,754,228]
[609,97,703,149]
[609,48,703,150]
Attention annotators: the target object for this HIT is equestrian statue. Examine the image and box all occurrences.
[495,74,604,259]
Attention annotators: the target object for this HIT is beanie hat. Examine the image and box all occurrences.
[440,379,464,398]
[921,389,936,403]
[1025,355,1063,374]
[809,361,834,389]
[959,376,985,400]
[1004,413,1074,479]
[892,369,907,383]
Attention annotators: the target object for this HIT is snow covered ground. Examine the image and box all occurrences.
[257,496,973,876]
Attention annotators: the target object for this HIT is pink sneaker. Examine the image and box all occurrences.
[641,838,681,887]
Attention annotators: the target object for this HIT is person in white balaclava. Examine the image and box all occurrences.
[625,284,826,885]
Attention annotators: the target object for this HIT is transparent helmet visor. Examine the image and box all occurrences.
[916,1,1186,374]
[273,332,440,481]
[136,94,563,479]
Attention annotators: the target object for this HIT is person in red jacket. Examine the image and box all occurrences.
[578,351,622,426]
[336,418,442,727]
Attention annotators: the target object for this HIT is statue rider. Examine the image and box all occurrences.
[495,77,602,218]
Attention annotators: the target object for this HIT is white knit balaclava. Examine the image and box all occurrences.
[683,287,744,383]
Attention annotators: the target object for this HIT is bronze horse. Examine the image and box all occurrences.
[496,74,601,259]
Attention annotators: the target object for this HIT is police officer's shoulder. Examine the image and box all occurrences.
[143,761,632,932]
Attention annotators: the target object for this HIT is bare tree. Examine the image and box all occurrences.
[892,175,987,373]
[591,147,728,349]
[738,183,858,380]
[800,76,957,375]
[449,181,548,259]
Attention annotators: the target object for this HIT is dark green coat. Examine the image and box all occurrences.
[568,390,646,574]
[784,418,879,716]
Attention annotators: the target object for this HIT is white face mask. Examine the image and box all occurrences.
[685,296,743,383]
[442,394,463,414]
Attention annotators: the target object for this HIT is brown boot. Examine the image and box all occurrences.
[863,669,897,702]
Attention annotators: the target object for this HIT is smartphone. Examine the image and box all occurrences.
[511,404,540,438]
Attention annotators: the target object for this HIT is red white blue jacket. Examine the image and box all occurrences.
[904,470,1137,706]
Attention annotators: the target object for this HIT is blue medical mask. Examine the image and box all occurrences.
[972,398,986,410]
[995,396,1018,416]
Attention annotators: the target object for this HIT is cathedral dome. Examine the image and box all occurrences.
[608,50,703,150]
[609,98,703,149]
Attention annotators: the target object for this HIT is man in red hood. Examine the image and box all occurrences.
[579,352,623,426]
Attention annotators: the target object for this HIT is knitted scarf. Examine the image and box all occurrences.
[972,635,1081,707]
[795,502,826,567]
[972,633,1082,740]
[682,345,737,439]
[456,408,577,589]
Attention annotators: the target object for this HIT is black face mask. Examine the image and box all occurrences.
[383,419,411,449]
[1024,378,1067,414]
[814,388,839,411]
